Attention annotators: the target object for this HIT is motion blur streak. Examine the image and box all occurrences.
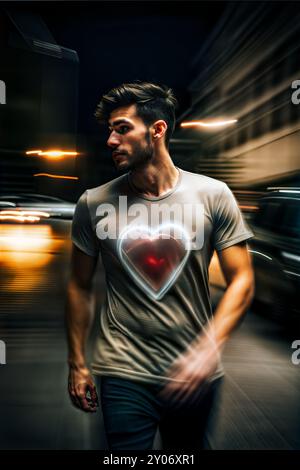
[0,210,50,222]
[33,173,79,180]
[181,119,237,128]
[26,150,79,159]
[0,215,40,222]
[0,225,58,252]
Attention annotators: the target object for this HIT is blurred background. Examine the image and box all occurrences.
[0,0,299,450]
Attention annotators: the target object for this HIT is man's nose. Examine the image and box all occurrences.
[107,131,120,148]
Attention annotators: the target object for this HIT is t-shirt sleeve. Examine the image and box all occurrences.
[71,190,99,257]
[213,183,254,251]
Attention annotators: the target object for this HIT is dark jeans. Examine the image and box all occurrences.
[98,375,222,451]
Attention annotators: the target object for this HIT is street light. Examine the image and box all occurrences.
[26,150,79,159]
[181,119,237,129]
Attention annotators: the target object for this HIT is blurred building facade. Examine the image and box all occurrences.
[0,7,79,200]
[171,2,300,190]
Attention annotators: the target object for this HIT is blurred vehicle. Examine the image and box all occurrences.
[0,193,75,219]
[0,201,16,208]
[249,187,300,322]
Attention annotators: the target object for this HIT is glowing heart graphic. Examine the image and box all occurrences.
[117,223,191,300]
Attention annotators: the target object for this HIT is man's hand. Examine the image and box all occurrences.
[158,338,220,406]
[159,243,254,408]
[68,364,99,413]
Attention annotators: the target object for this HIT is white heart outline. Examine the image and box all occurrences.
[117,222,191,300]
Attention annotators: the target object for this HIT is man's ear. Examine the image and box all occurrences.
[152,120,168,140]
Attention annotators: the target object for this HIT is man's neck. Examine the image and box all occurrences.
[129,153,179,198]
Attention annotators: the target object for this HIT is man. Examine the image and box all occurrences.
[66,82,254,450]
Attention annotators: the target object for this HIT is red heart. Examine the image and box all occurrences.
[118,225,190,299]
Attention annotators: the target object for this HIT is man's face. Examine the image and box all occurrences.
[107,104,154,171]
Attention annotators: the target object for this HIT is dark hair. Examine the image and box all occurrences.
[95,81,178,146]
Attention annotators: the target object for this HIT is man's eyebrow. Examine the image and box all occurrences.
[108,118,132,128]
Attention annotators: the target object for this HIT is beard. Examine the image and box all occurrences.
[115,131,154,172]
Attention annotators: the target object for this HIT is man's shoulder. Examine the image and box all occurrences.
[180,168,227,194]
[85,173,128,205]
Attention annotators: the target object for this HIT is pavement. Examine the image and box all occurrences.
[0,219,299,449]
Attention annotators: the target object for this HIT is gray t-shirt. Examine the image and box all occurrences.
[71,168,253,385]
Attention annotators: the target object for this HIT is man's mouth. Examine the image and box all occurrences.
[112,151,127,159]
[112,153,128,165]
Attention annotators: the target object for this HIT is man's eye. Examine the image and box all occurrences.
[117,126,129,134]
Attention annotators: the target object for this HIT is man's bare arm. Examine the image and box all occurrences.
[160,242,254,401]
[65,244,99,412]
[203,241,254,349]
